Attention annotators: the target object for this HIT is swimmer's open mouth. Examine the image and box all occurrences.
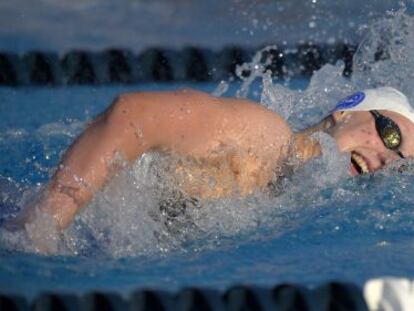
[351,151,369,174]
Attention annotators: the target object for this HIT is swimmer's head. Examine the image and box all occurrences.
[332,87,414,125]
[321,87,414,175]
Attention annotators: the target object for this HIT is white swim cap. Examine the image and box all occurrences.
[333,87,414,125]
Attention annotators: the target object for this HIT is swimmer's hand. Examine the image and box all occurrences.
[3,179,86,254]
[3,207,61,255]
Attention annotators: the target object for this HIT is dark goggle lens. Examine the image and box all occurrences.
[371,110,402,151]
[380,126,401,149]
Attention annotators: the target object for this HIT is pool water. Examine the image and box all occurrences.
[2,82,414,299]
[2,8,414,301]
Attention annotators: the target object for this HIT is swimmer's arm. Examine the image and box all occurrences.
[36,92,165,230]
[34,89,292,231]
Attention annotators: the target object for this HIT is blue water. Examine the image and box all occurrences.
[2,78,414,300]
[3,2,414,301]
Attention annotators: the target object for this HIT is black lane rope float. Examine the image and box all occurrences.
[0,282,368,311]
[0,44,356,86]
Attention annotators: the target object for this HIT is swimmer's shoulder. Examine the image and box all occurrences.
[117,88,292,134]
[117,88,264,110]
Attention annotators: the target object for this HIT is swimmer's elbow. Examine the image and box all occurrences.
[104,93,151,129]
[92,93,156,161]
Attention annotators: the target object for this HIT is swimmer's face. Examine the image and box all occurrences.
[328,110,414,175]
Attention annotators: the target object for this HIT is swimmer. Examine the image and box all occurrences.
[6,86,414,252]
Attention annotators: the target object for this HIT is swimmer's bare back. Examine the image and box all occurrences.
[37,89,293,230]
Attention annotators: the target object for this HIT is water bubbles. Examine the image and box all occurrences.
[252,18,258,28]
[377,240,390,246]
[308,21,317,29]
[212,80,229,97]
[352,8,414,100]
[234,45,279,98]
[327,36,336,44]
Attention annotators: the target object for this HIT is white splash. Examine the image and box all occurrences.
[2,8,414,258]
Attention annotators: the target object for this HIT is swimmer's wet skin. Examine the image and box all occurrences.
[7,87,414,253]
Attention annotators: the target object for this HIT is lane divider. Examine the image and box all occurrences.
[0,44,356,86]
[0,281,368,310]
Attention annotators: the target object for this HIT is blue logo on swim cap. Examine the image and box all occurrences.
[334,91,365,111]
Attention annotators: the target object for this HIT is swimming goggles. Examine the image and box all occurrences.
[370,110,405,158]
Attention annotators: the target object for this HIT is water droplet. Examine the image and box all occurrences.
[377,240,390,246]
[252,19,258,28]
